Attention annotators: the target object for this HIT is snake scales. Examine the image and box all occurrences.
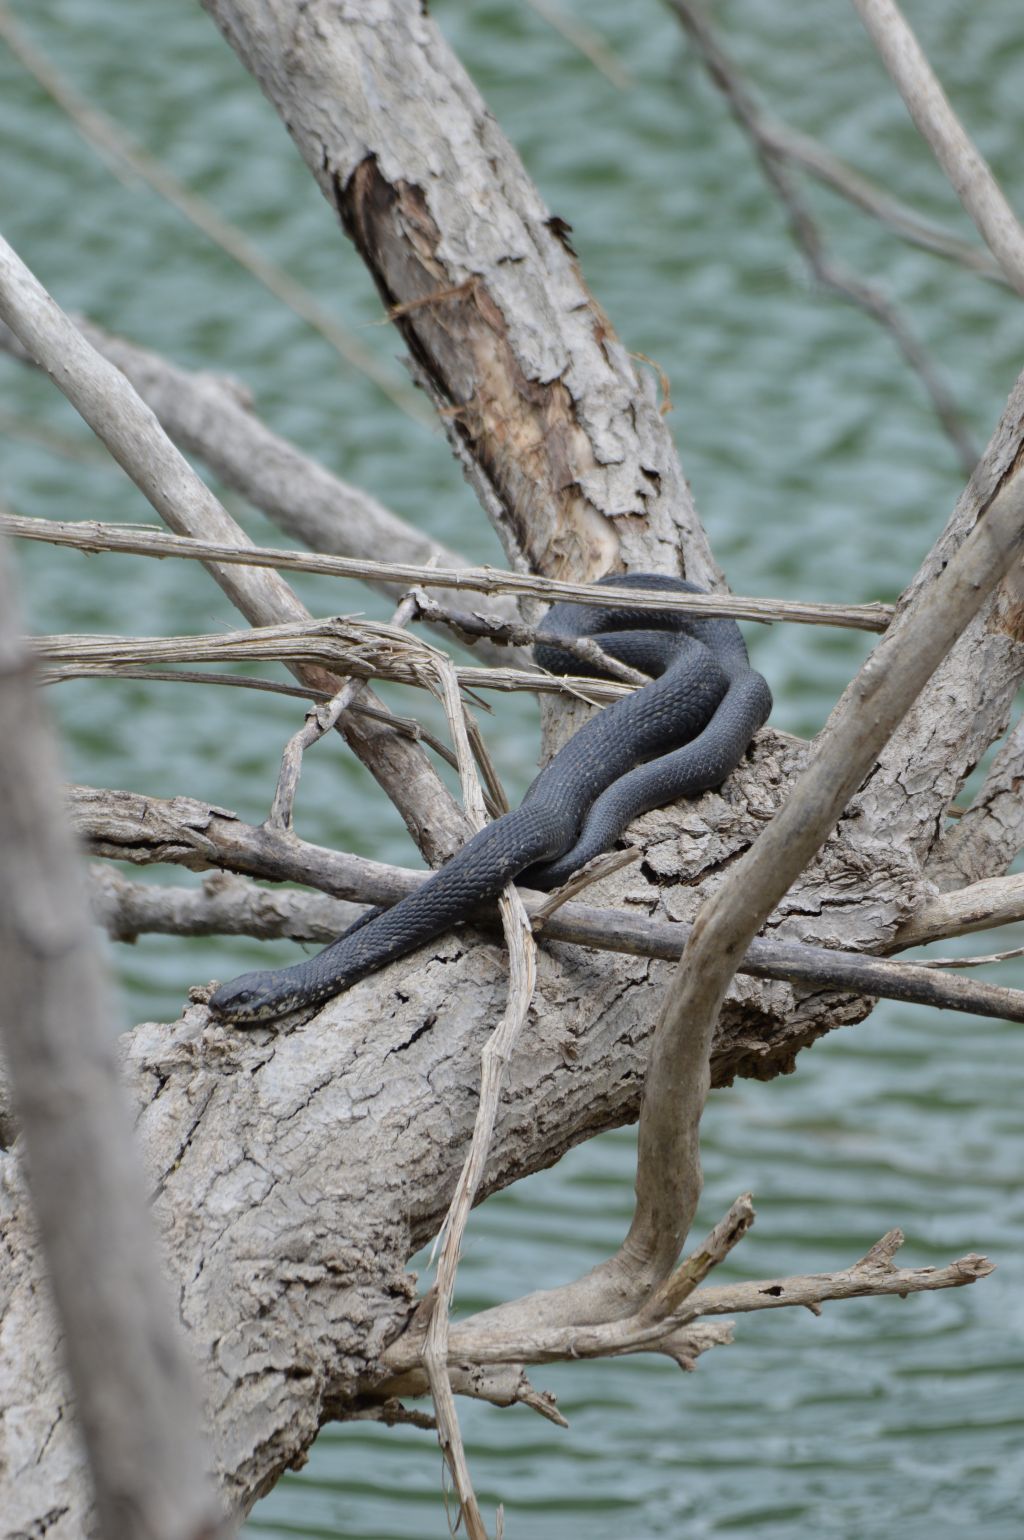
[209,574,772,1025]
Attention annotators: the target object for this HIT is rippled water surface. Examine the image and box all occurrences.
[2,1,1023,1536]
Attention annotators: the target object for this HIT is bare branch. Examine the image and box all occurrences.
[0,318,530,668]
[691,1234,994,1317]
[891,870,1024,950]
[87,865,362,944]
[757,118,1009,285]
[0,1,431,425]
[851,0,1024,296]
[267,589,419,832]
[69,784,1024,1024]
[667,0,978,475]
[620,461,1024,1296]
[380,1209,989,1376]
[0,235,469,863]
[0,511,894,632]
[0,542,222,1540]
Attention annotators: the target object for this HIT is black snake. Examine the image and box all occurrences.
[209,574,772,1025]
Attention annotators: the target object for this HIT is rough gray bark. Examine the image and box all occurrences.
[199,0,722,592]
[3,2,1023,1532]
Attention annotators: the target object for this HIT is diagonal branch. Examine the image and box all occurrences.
[0,232,469,865]
[667,0,978,475]
[0,318,530,667]
[0,1,430,425]
[0,542,223,1540]
[621,463,1024,1291]
[850,0,1024,296]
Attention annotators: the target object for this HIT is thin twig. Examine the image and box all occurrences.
[914,944,1024,970]
[524,0,633,90]
[0,2,432,425]
[267,589,420,831]
[760,118,1009,286]
[667,0,978,475]
[0,510,894,631]
[411,588,651,684]
[850,0,1024,296]
[528,846,642,926]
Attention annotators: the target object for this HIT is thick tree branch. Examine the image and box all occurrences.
[0,543,222,1540]
[199,0,721,588]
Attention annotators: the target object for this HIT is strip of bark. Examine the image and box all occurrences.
[927,716,1024,887]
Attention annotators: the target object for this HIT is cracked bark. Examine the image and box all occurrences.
[3,1,1022,1531]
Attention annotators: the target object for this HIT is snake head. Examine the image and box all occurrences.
[208,972,277,1026]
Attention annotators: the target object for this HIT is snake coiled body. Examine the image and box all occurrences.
[209,574,772,1025]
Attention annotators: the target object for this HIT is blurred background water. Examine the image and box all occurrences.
[1,1,1023,1535]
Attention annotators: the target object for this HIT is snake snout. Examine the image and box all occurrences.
[208,972,274,1024]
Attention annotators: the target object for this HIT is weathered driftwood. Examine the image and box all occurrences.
[2,1,1023,1533]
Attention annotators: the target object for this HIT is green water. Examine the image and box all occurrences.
[2,1,1023,1535]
